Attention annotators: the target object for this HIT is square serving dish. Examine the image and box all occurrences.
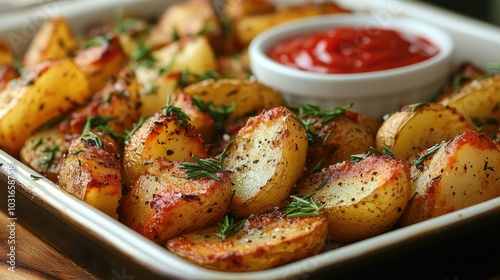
[1,0,499,279]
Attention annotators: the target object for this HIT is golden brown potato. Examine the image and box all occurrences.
[58,132,122,218]
[302,112,374,173]
[223,106,308,217]
[436,61,486,102]
[398,130,500,227]
[20,126,69,183]
[166,210,328,272]
[23,16,78,66]
[147,0,221,49]
[216,50,251,79]
[375,102,477,160]
[123,109,208,188]
[0,41,14,65]
[0,64,19,91]
[59,67,141,139]
[293,155,411,243]
[120,158,232,244]
[440,74,500,135]
[235,2,350,46]
[0,59,91,157]
[74,34,127,93]
[183,78,284,127]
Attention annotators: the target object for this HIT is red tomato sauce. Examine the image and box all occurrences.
[267,27,439,74]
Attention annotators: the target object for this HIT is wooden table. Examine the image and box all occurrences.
[0,210,96,280]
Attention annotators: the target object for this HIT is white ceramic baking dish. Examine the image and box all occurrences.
[0,0,499,279]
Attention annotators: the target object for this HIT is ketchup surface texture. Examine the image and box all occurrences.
[267,27,439,74]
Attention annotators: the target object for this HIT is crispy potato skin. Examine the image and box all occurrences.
[120,158,232,244]
[58,133,122,218]
[305,114,374,172]
[376,103,477,160]
[0,59,91,157]
[440,75,500,135]
[20,126,69,183]
[123,111,208,188]
[59,67,142,138]
[398,130,500,226]
[294,155,411,243]
[74,34,127,93]
[223,106,308,217]
[166,210,328,272]
[23,16,78,66]
[183,78,284,125]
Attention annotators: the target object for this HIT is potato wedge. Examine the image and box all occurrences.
[303,113,374,172]
[440,74,500,135]
[134,66,178,117]
[166,210,328,272]
[59,67,141,139]
[223,106,308,217]
[235,2,350,46]
[0,64,19,91]
[123,110,208,187]
[375,102,477,160]
[398,130,500,227]
[0,41,14,65]
[293,155,411,243]
[20,126,69,183]
[0,59,91,157]
[58,133,122,218]
[120,158,232,244]
[74,34,127,93]
[183,78,284,126]
[23,16,78,66]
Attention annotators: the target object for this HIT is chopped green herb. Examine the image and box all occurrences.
[39,145,59,172]
[124,116,146,142]
[131,43,157,68]
[71,149,86,155]
[81,35,109,49]
[284,194,325,218]
[33,138,43,149]
[181,143,231,181]
[414,143,441,168]
[292,115,320,145]
[196,25,209,36]
[215,215,248,241]
[192,96,235,134]
[81,116,104,149]
[164,95,191,127]
[172,26,181,41]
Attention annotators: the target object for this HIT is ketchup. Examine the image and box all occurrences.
[267,27,439,74]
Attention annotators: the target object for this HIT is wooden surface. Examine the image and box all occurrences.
[0,210,97,280]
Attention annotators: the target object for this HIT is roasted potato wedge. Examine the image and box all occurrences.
[440,74,500,135]
[223,106,308,217]
[123,110,208,187]
[303,112,374,172]
[19,126,69,183]
[74,34,127,93]
[0,59,91,157]
[216,50,251,79]
[58,133,122,218]
[398,130,500,227]
[235,2,350,46]
[59,67,141,138]
[120,158,232,244]
[183,78,284,126]
[166,210,328,272]
[375,102,477,160]
[0,64,19,91]
[293,155,411,243]
[23,16,78,66]
[0,41,14,64]
[147,0,221,49]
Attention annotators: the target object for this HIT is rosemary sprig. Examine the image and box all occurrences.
[369,145,394,156]
[81,116,104,149]
[164,95,191,127]
[124,116,146,142]
[289,103,353,123]
[39,145,59,172]
[131,43,157,68]
[283,194,325,218]
[215,215,248,242]
[414,143,441,168]
[292,115,320,145]
[192,96,235,133]
[181,143,231,181]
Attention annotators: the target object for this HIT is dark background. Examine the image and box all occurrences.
[420,0,499,26]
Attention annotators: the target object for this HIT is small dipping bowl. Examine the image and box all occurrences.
[248,13,454,119]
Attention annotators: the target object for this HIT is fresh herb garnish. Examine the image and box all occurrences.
[215,215,248,242]
[164,95,191,127]
[192,96,235,133]
[81,35,109,49]
[292,115,320,145]
[171,26,181,41]
[81,116,104,149]
[283,194,325,218]
[414,143,441,168]
[131,43,156,68]
[39,145,59,172]
[290,103,353,123]
[124,116,146,142]
[181,143,231,181]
